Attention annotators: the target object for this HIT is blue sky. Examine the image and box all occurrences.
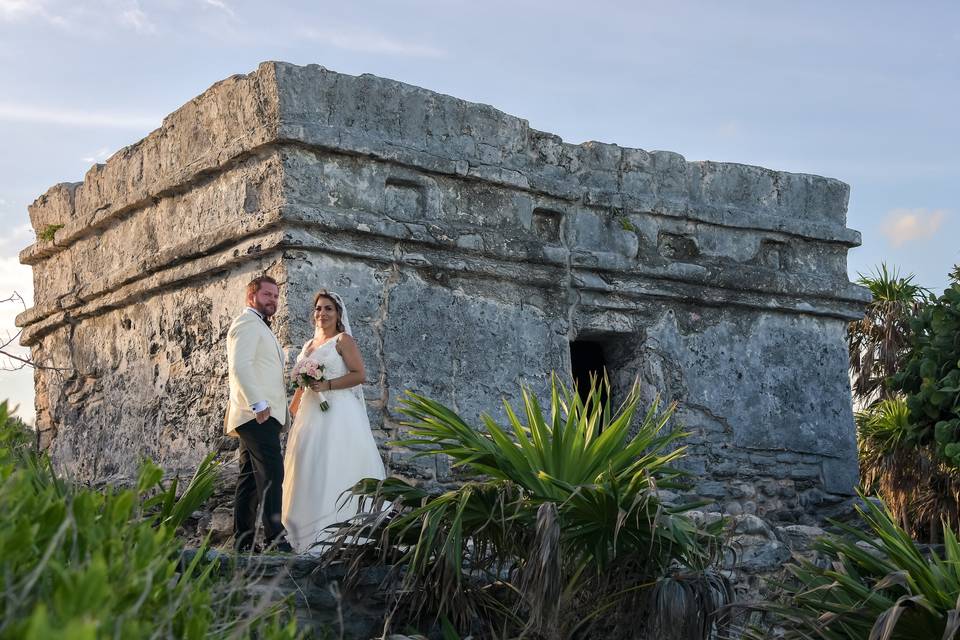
[1,0,958,423]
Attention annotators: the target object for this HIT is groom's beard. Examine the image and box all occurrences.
[253,302,276,319]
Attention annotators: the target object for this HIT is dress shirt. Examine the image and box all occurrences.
[246,307,272,413]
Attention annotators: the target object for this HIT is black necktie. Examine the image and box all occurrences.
[262,316,271,329]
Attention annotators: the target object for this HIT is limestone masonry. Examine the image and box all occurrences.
[17,61,869,521]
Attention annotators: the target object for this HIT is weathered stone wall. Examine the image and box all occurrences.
[18,62,868,520]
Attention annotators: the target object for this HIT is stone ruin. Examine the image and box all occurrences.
[17,61,869,524]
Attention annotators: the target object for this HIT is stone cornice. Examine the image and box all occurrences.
[23,62,857,262]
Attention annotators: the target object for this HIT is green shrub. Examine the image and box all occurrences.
[752,495,960,639]
[329,376,730,639]
[0,401,302,640]
[890,281,960,466]
[37,224,64,242]
[857,398,960,541]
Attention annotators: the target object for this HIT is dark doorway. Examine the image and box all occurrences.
[570,340,610,408]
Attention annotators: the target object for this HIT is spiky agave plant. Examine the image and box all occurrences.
[752,495,960,640]
[327,376,730,639]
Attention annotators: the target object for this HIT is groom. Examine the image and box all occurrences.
[225,274,291,552]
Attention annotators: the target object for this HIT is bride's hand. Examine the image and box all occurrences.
[308,380,324,392]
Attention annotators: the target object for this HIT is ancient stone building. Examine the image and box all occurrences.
[18,61,868,520]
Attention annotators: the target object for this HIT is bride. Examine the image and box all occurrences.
[282,289,387,554]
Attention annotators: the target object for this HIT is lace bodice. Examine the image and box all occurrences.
[300,336,349,379]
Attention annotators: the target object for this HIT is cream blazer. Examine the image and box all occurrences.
[224,310,288,436]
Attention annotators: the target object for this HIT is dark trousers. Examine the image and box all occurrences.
[233,417,285,549]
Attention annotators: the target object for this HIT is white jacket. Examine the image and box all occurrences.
[224,310,288,436]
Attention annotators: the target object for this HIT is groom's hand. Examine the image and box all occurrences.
[255,407,272,424]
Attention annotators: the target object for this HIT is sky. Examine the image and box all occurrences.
[0,0,958,424]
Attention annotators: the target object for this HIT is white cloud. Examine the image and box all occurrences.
[0,254,35,424]
[0,254,31,302]
[0,0,65,26]
[203,0,235,18]
[0,102,159,129]
[120,2,155,34]
[0,0,43,20]
[0,367,35,424]
[299,26,445,58]
[880,208,949,248]
[0,223,34,257]
[81,147,114,164]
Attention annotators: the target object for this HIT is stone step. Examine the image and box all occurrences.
[181,549,392,638]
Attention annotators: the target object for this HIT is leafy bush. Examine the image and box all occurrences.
[752,495,960,640]
[890,281,960,466]
[0,401,302,640]
[857,398,960,541]
[329,376,731,639]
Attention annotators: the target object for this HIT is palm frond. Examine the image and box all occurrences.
[752,492,960,639]
[325,375,729,639]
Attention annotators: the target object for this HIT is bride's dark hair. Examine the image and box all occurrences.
[313,290,345,333]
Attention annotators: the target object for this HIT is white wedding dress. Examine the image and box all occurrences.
[281,335,386,554]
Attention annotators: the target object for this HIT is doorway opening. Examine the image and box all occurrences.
[569,339,610,409]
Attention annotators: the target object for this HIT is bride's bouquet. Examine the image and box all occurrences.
[290,359,330,411]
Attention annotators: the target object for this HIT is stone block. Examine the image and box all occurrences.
[733,514,775,538]
[730,536,792,573]
[778,524,826,551]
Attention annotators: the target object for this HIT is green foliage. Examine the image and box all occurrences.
[856,398,960,541]
[858,397,913,458]
[0,401,302,640]
[752,495,960,640]
[890,281,960,467]
[848,264,927,406]
[37,224,64,242]
[330,376,730,639]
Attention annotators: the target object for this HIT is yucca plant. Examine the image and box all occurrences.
[848,264,927,408]
[752,495,960,640]
[857,398,960,542]
[328,376,730,639]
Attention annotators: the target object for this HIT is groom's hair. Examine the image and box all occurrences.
[246,275,279,302]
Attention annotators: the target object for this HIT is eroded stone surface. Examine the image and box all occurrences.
[181,511,830,638]
[18,61,868,517]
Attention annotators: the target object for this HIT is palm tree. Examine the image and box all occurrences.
[847,263,927,407]
[856,398,960,541]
